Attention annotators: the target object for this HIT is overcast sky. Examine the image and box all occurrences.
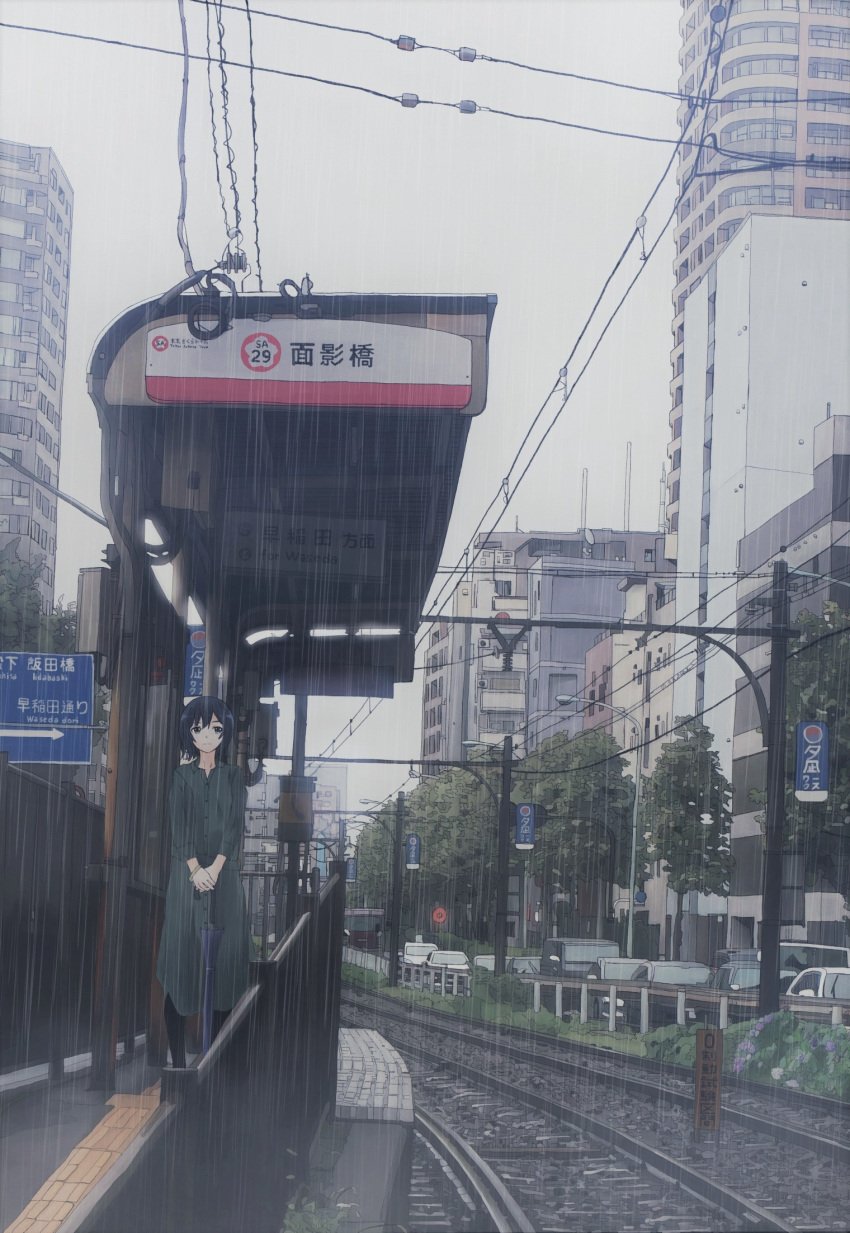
[0,0,682,806]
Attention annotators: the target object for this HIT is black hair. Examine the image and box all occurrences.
[178,696,235,762]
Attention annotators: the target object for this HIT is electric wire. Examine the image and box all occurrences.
[213,1,243,245]
[244,0,264,289]
[204,0,231,237]
[175,0,196,276]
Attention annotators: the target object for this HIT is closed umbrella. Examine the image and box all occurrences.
[198,885,224,1055]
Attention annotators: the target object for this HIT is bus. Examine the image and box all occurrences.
[343,908,385,952]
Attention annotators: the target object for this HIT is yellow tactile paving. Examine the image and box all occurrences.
[4,1082,161,1233]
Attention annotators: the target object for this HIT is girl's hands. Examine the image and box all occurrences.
[192,867,215,892]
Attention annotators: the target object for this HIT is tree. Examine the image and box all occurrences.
[642,717,733,960]
[0,536,76,652]
[779,602,850,906]
[514,728,634,939]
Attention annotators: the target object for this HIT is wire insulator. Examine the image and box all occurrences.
[459,99,477,114]
[457,46,476,62]
[401,93,419,108]
[396,35,415,51]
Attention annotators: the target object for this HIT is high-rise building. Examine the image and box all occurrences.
[666,0,850,567]
[0,139,73,610]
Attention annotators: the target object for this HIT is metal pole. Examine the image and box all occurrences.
[626,743,642,960]
[282,693,308,933]
[494,735,513,976]
[387,793,405,988]
[759,560,790,1017]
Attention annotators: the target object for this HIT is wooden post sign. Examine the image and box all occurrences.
[693,1028,723,1140]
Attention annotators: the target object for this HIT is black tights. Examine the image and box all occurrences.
[163,995,229,1068]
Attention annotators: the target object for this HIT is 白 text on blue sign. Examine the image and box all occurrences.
[0,653,94,764]
[795,721,829,802]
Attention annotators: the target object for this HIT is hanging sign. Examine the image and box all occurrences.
[516,803,535,850]
[183,626,206,699]
[405,833,421,870]
[795,721,829,802]
[146,320,473,410]
[346,858,357,882]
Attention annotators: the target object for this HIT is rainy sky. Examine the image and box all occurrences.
[0,0,681,803]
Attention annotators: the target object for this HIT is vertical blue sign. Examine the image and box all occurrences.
[184,626,206,699]
[346,857,357,882]
[405,833,421,869]
[795,721,829,802]
[516,803,535,850]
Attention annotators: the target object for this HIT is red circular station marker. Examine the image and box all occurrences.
[241,332,282,373]
[431,906,447,925]
[151,335,169,352]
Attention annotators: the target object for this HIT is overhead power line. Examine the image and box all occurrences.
[243,0,264,289]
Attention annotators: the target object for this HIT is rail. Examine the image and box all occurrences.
[414,1105,535,1233]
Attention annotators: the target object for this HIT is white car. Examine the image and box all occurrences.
[400,942,438,966]
[427,950,471,973]
[785,967,850,999]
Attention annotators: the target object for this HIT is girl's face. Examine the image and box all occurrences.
[190,716,225,755]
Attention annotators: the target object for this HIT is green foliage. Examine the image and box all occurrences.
[642,717,733,899]
[644,1022,704,1067]
[282,1183,345,1233]
[0,537,77,652]
[340,963,388,991]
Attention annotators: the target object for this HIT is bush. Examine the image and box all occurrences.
[644,1022,702,1067]
[726,1010,850,1100]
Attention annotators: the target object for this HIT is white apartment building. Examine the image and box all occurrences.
[0,139,73,609]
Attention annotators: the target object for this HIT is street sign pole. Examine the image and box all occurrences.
[494,735,513,977]
[388,792,405,989]
[759,561,791,1018]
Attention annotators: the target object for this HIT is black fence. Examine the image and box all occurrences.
[0,754,154,1076]
[79,863,347,1233]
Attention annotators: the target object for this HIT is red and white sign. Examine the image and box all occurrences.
[145,319,472,410]
[431,906,447,925]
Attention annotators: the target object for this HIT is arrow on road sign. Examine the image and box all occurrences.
[0,727,64,740]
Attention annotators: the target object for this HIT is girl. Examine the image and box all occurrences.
[156,696,251,1067]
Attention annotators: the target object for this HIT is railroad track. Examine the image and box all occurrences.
[342,987,849,1232]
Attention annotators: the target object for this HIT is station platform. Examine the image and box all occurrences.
[2,1029,413,1233]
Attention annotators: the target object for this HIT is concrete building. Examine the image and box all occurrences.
[671,213,849,766]
[667,0,850,562]
[730,414,850,949]
[0,139,73,610]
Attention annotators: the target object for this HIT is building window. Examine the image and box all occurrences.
[809,57,850,81]
[644,548,654,562]
[0,249,23,272]
[0,478,30,500]
[494,579,512,597]
[723,54,798,80]
[727,23,797,47]
[723,118,795,142]
[721,86,796,112]
[0,347,25,367]
[808,121,850,143]
[810,26,850,49]
[811,0,850,13]
[719,183,793,208]
[0,412,32,435]
[730,0,798,12]
[717,217,745,242]
[0,513,29,534]
[805,186,850,208]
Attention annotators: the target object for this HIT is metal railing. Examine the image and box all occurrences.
[76,863,347,1233]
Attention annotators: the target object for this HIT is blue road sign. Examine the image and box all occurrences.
[795,721,829,802]
[406,833,421,869]
[184,626,206,699]
[0,652,94,764]
[346,857,357,882]
[516,803,535,850]
[634,889,647,905]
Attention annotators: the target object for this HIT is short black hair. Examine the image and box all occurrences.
[178,696,235,762]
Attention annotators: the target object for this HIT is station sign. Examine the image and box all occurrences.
[346,858,357,882]
[516,803,535,850]
[224,512,386,580]
[183,626,206,699]
[431,906,447,925]
[795,721,829,802]
[145,319,473,411]
[0,653,94,764]
[693,1028,723,1138]
[405,833,421,870]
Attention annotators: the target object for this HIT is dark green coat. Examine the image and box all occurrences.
[156,761,252,1016]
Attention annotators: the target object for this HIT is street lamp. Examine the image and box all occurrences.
[461,738,513,976]
[556,694,643,959]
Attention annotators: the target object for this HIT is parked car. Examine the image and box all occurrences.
[508,956,541,976]
[586,958,644,1020]
[398,941,437,969]
[711,961,798,995]
[426,950,471,973]
[713,943,850,975]
[424,949,472,995]
[785,967,850,1000]
[473,954,495,971]
[540,937,621,977]
[621,961,712,1028]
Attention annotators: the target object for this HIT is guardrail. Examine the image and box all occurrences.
[343,945,391,978]
[400,961,473,997]
[517,975,850,1033]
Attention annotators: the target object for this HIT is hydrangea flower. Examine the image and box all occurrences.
[785,1079,800,1088]
[764,1014,773,1024]
[771,1067,784,1080]
[825,1041,836,1053]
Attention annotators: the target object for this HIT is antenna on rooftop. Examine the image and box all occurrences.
[658,462,668,534]
[623,442,632,532]
[580,467,588,532]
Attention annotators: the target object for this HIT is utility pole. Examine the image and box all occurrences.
[494,735,513,977]
[387,792,405,989]
[759,560,791,1017]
